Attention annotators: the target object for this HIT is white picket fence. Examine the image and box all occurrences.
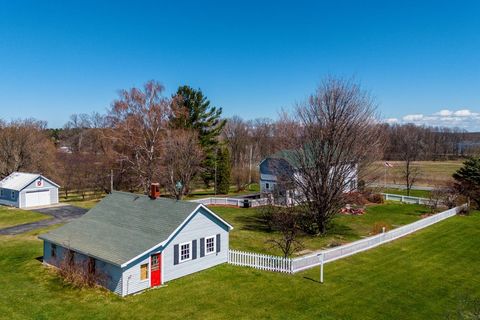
[190,197,269,208]
[227,204,467,274]
[228,249,293,273]
[382,193,431,205]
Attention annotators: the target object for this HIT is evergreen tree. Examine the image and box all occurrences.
[216,147,231,194]
[453,157,480,208]
[171,86,226,186]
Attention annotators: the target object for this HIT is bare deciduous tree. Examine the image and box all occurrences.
[162,130,204,200]
[259,202,304,258]
[0,119,56,178]
[389,124,424,195]
[108,81,171,194]
[281,78,384,234]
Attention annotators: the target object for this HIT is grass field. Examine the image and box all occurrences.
[381,188,432,198]
[0,207,50,229]
[0,210,478,319]
[367,160,464,186]
[213,202,429,255]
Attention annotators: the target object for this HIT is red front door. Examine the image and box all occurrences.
[150,253,161,287]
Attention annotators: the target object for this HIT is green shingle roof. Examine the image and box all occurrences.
[39,191,202,267]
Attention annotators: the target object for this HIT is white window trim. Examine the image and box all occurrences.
[179,241,192,263]
[205,235,216,256]
[139,262,150,282]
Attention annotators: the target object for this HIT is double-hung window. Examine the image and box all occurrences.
[179,242,191,262]
[205,236,215,255]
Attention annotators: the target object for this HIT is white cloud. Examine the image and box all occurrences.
[384,118,398,124]
[454,109,475,117]
[435,109,453,116]
[402,114,423,121]
[386,108,480,131]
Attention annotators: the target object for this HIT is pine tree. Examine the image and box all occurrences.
[453,157,480,208]
[171,86,226,186]
[216,147,231,194]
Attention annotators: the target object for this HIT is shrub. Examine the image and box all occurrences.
[367,193,384,204]
[343,192,368,206]
[57,252,106,288]
[371,221,391,235]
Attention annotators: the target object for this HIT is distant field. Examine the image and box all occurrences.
[366,160,464,186]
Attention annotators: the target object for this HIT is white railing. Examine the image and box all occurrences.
[227,204,466,274]
[190,197,269,208]
[291,204,466,273]
[382,193,431,205]
[228,249,293,273]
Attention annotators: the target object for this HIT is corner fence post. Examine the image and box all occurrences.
[317,253,324,283]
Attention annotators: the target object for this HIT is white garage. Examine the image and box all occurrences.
[25,190,52,207]
[0,172,60,208]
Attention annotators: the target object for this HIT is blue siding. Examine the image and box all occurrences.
[43,241,123,295]
[121,207,230,296]
[0,188,19,207]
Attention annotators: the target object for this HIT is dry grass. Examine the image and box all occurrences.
[365,160,464,186]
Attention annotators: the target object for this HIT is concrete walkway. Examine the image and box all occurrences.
[0,204,87,235]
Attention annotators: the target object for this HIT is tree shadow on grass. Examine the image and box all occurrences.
[235,212,273,233]
[325,221,358,239]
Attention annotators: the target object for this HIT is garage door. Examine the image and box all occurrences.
[25,190,51,207]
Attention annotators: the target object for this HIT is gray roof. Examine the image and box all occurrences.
[39,191,217,267]
[0,172,60,191]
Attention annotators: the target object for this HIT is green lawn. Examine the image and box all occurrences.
[213,202,430,255]
[0,211,478,319]
[382,188,432,198]
[0,206,51,229]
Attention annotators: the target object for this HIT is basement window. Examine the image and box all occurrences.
[88,257,96,275]
[51,244,57,258]
[140,263,149,280]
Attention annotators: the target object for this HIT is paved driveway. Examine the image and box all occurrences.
[0,204,87,235]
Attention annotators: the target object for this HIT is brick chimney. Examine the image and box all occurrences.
[149,183,160,199]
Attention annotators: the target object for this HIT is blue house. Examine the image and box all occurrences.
[0,172,60,208]
[39,190,233,296]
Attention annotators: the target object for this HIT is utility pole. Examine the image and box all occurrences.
[248,145,253,185]
[110,169,114,193]
[214,148,218,196]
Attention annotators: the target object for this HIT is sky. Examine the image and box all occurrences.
[0,1,479,130]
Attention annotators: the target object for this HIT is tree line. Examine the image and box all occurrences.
[0,79,478,202]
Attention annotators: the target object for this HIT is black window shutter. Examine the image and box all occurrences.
[192,240,197,260]
[173,244,179,265]
[200,238,205,257]
[216,234,221,253]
